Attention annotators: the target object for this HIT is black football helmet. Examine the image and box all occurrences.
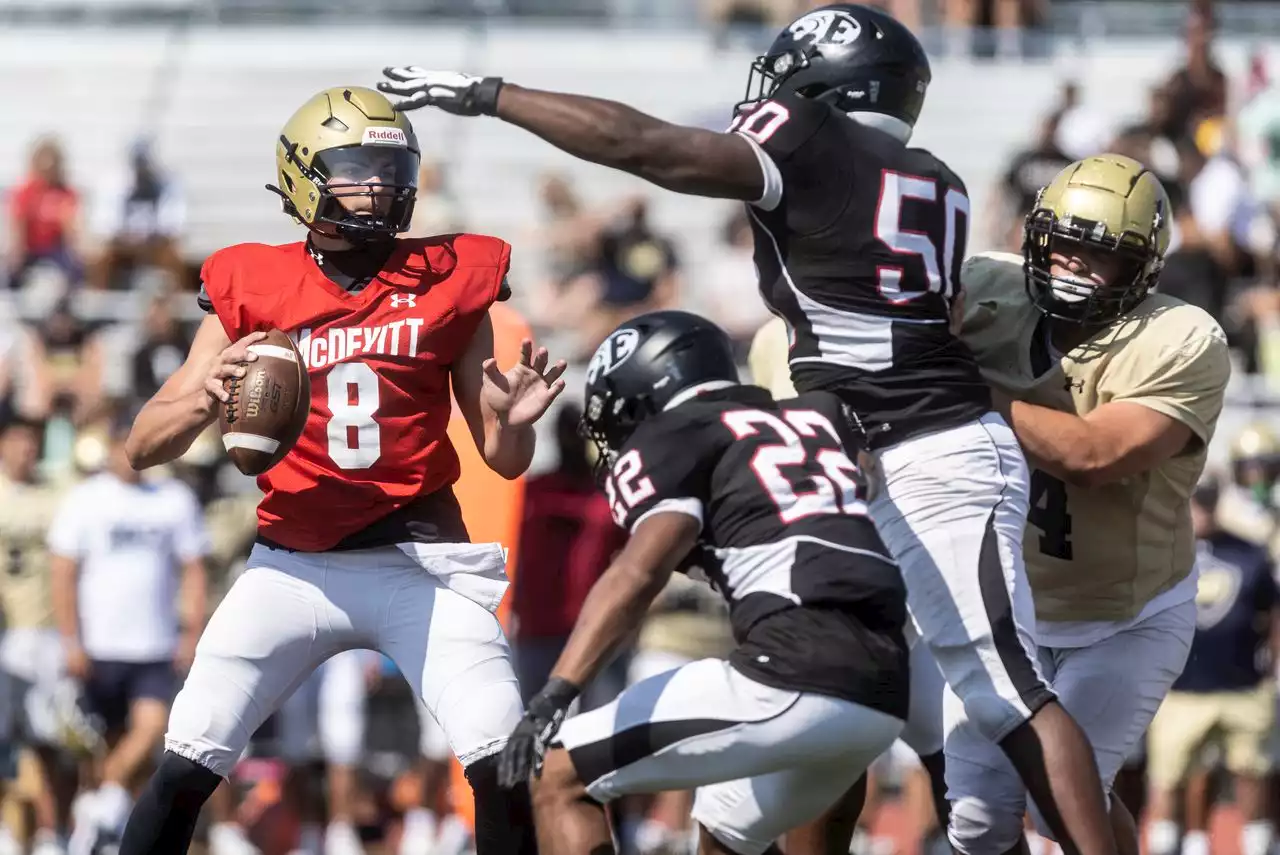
[739,4,931,130]
[581,311,739,480]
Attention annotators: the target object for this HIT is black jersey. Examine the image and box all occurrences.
[729,91,991,448]
[604,384,907,717]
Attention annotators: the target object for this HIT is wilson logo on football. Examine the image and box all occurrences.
[362,127,408,147]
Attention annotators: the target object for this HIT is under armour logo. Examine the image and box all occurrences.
[1064,376,1084,393]
[390,294,417,308]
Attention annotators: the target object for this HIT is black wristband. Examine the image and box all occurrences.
[539,676,581,709]
[474,77,505,116]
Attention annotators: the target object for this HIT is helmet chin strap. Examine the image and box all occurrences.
[846,111,913,144]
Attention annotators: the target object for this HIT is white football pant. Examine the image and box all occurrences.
[166,543,521,777]
[868,413,1055,745]
[556,658,902,855]
[945,601,1195,853]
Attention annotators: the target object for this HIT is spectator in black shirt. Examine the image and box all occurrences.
[1158,181,1230,322]
[1161,5,1227,146]
[991,112,1073,250]
[578,198,681,356]
[130,294,192,402]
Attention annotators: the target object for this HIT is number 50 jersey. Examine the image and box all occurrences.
[604,384,908,719]
[731,91,991,448]
[958,252,1231,630]
[201,235,509,552]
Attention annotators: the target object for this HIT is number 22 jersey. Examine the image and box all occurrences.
[730,91,991,448]
[604,384,908,719]
[200,235,509,552]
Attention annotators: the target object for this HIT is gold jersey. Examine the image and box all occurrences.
[748,317,797,400]
[0,475,67,630]
[959,252,1231,624]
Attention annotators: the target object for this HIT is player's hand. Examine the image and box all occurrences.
[378,67,504,116]
[202,331,267,409]
[482,338,567,430]
[497,677,579,788]
[65,643,91,681]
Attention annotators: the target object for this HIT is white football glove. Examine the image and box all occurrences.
[379,66,505,116]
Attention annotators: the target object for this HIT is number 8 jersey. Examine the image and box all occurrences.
[605,384,908,718]
[200,235,509,552]
[731,90,991,448]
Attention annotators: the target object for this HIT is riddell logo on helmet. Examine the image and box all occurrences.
[362,127,408,147]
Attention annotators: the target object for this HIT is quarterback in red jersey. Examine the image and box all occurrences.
[116,86,562,855]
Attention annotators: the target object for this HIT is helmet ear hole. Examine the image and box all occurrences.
[282,173,295,192]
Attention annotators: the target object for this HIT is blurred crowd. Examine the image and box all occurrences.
[990,2,1280,377]
[3,2,1280,855]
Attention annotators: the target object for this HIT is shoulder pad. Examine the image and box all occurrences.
[729,93,832,160]
[960,251,1024,303]
[443,232,512,268]
[1126,293,1225,339]
[1109,295,1228,362]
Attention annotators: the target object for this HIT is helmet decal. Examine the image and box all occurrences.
[586,328,640,385]
[788,9,863,46]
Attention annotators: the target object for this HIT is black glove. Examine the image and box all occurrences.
[378,66,504,116]
[497,677,580,789]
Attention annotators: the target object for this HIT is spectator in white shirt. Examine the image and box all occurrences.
[87,141,187,291]
[49,411,208,854]
[1179,138,1269,278]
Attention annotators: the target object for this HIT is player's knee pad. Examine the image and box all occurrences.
[954,683,1039,745]
[435,657,522,766]
[416,702,450,763]
[947,794,1025,855]
[463,753,537,855]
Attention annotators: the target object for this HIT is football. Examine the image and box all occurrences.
[218,329,310,476]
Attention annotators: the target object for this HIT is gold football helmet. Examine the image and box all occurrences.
[1230,422,1280,503]
[267,86,420,241]
[1232,423,1280,463]
[1023,153,1171,325]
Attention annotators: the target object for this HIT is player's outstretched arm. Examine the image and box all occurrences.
[378,69,765,201]
[452,311,567,480]
[550,511,699,688]
[125,317,265,470]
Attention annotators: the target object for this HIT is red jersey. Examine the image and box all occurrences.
[8,178,78,255]
[201,235,509,552]
[512,471,627,638]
